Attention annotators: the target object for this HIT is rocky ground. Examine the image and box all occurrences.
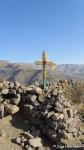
[0,80,84,150]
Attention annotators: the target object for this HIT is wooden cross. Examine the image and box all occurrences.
[35,51,55,90]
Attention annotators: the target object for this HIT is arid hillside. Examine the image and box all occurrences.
[0,60,84,85]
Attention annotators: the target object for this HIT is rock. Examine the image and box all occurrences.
[67,109,73,118]
[63,110,69,120]
[51,115,57,122]
[63,101,70,107]
[33,101,40,106]
[54,106,63,113]
[1,88,9,94]
[24,104,33,112]
[34,87,42,95]
[18,88,23,94]
[24,131,34,139]
[31,127,40,137]
[34,81,39,87]
[9,89,16,94]
[52,113,64,121]
[25,144,29,150]
[21,136,27,142]
[73,129,78,137]
[15,137,21,144]
[20,142,24,148]
[11,94,20,105]
[55,101,63,109]
[50,133,57,141]
[31,95,37,102]
[38,93,46,103]
[0,103,4,118]
[5,104,19,114]
[57,94,65,104]
[52,89,58,96]
[0,96,4,103]
[9,82,14,88]
[0,83,3,89]
[67,118,78,133]
[24,87,33,92]
[47,111,55,118]
[62,130,73,140]
[14,81,21,87]
[29,138,43,148]
[3,81,10,88]
[28,146,33,150]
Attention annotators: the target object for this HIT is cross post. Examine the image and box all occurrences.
[35,51,55,90]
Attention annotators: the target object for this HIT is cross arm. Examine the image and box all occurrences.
[35,61,42,65]
[47,61,56,67]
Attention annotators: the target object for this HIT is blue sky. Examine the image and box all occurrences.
[0,0,84,64]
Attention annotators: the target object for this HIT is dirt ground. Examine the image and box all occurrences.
[0,113,29,150]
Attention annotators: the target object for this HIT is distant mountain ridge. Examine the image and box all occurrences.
[0,60,84,85]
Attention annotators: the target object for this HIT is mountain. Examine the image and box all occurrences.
[0,60,84,85]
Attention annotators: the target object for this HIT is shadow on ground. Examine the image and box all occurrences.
[10,112,30,132]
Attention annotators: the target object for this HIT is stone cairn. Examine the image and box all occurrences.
[0,80,83,149]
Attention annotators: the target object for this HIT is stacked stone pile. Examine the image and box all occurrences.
[0,81,23,117]
[48,80,76,101]
[0,79,77,118]
[20,86,82,148]
[0,80,83,149]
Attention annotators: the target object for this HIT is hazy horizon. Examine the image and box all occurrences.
[1,59,84,65]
